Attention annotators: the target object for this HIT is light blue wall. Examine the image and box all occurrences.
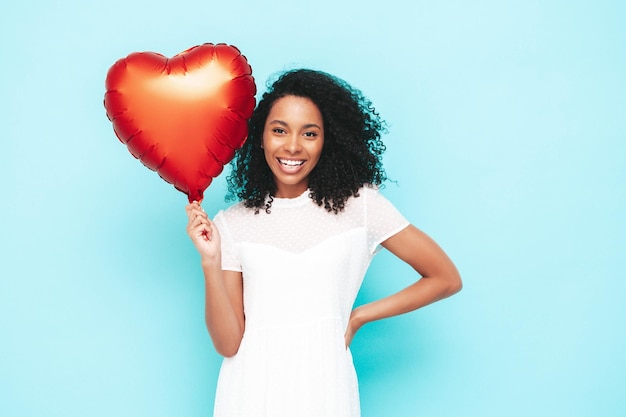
[1,1,624,416]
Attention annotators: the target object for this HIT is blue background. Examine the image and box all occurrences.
[1,1,625,416]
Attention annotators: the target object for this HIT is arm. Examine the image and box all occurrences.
[186,202,245,357]
[345,224,462,346]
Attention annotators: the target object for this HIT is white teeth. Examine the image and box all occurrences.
[278,159,304,166]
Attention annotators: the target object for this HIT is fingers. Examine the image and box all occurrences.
[185,201,212,239]
[186,201,208,224]
[189,220,212,242]
[186,200,205,217]
[188,211,210,232]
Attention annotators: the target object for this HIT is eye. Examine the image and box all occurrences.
[272,127,286,134]
[303,131,318,138]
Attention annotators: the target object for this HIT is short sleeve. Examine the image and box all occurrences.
[364,187,410,254]
[213,210,242,272]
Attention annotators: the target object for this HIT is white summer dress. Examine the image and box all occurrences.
[211,186,409,417]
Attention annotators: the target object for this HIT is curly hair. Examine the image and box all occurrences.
[226,68,388,213]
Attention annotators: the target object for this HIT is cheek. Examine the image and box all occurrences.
[263,147,272,165]
[311,140,325,161]
[261,135,272,160]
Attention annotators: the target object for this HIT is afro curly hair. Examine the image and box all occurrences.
[226,68,388,213]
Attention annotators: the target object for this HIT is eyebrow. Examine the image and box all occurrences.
[268,119,322,130]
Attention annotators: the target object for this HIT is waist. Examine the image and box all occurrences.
[243,315,346,337]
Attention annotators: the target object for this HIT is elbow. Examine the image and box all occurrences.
[214,339,241,358]
[450,279,462,296]
[218,348,239,358]
[207,325,243,358]
[447,270,463,296]
[434,266,462,298]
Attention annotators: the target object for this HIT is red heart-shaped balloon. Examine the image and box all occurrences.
[104,43,256,202]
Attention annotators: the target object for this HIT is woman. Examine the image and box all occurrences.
[186,69,461,417]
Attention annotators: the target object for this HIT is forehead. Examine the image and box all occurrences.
[267,95,323,123]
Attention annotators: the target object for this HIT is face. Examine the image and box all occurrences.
[262,95,324,198]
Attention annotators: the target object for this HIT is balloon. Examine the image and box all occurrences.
[104,43,256,202]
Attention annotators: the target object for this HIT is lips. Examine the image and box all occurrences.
[276,157,306,174]
[278,158,305,167]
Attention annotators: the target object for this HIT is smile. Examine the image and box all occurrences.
[278,158,305,167]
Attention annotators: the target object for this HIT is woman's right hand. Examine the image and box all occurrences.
[185,201,221,261]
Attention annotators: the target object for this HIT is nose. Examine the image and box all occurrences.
[284,134,302,153]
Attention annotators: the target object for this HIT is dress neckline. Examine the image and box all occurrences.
[269,189,311,208]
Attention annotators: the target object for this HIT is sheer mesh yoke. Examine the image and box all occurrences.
[215,186,408,265]
[211,186,409,417]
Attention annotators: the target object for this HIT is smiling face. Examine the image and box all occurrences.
[262,95,325,198]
